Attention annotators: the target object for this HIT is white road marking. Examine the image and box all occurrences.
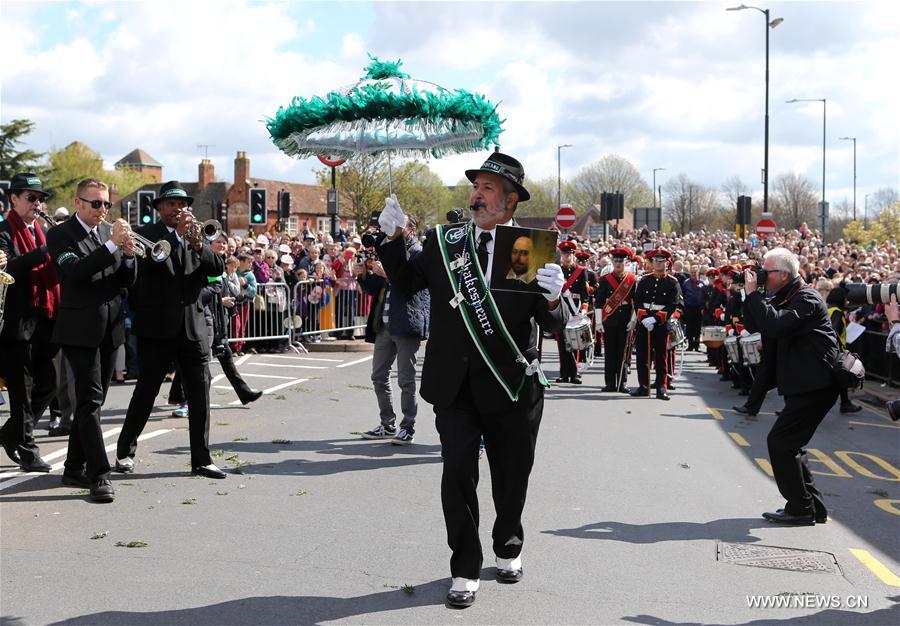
[251,354,343,363]
[336,355,374,368]
[227,378,308,406]
[250,362,328,370]
[236,373,298,380]
[210,374,225,385]
[0,429,173,491]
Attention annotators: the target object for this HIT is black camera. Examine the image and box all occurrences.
[446,207,465,224]
[357,230,385,264]
[369,211,382,228]
[845,283,899,306]
[732,268,768,286]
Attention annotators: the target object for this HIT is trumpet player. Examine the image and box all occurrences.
[45,178,136,502]
[116,181,227,479]
[0,172,59,472]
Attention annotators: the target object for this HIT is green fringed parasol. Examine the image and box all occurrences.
[266,56,504,160]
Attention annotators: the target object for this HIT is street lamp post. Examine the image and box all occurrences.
[839,136,857,221]
[786,97,827,231]
[652,167,666,209]
[727,4,783,215]
[864,193,869,229]
[557,144,572,212]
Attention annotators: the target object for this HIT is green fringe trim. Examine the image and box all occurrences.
[266,57,503,159]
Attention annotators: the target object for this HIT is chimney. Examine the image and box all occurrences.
[234,151,250,186]
[198,159,214,191]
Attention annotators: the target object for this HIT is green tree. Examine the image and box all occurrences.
[568,155,653,213]
[389,160,452,228]
[515,177,559,217]
[771,172,817,229]
[0,119,45,180]
[314,154,390,228]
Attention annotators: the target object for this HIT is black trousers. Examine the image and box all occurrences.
[62,341,115,480]
[744,364,767,412]
[0,318,58,463]
[434,378,543,579]
[555,334,578,378]
[684,306,701,350]
[170,343,253,404]
[603,321,629,389]
[767,387,839,515]
[117,334,212,467]
[635,322,668,389]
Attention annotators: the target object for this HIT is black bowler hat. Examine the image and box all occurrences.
[152,181,194,208]
[9,172,49,198]
[465,152,530,202]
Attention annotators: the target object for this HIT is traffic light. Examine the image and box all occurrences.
[736,195,752,239]
[137,190,156,226]
[279,191,291,219]
[217,202,229,230]
[249,188,266,225]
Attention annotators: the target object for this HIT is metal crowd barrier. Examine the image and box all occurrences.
[228,281,293,350]
[852,329,899,387]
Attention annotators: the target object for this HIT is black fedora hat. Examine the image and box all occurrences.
[152,181,194,208]
[9,172,49,198]
[465,152,530,202]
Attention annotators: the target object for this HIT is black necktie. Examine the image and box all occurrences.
[477,232,492,275]
[27,225,36,240]
[89,230,101,247]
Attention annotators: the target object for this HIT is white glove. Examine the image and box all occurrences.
[378,195,406,234]
[626,312,637,332]
[536,263,564,302]
[719,313,726,321]
[727,328,735,337]
[740,329,750,338]
[641,317,656,331]
[595,317,604,333]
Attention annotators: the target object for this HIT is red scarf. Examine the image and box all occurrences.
[7,209,59,320]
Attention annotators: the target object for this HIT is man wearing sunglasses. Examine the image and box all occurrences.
[0,172,59,472]
[45,178,136,502]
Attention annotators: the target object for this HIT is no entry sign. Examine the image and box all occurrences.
[755,218,777,237]
[556,204,576,229]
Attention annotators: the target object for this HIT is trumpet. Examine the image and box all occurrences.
[0,268,13,327]
[105,220,171,263]
[178,208,222,246]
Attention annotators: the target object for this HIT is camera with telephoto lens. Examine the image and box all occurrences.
[446,207,465,224]
[357,230,385,264]
[733,268,768,286]
[844,283,899,306]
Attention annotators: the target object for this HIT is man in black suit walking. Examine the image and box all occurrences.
[46,178,136,502]
[378,153,566,607]
[115,181,226,479]
[0,172,59,472]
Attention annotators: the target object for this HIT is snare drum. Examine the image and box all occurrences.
[668,320,686,348]
[701,326,727,348]
[563,316,594,352]
[740,332,763,365]
[724,336,740,362]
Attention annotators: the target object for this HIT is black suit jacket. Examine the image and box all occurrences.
[129,222,224,348]
[0,219,54,342]
[46,217,136,348]
[379,230,564,413]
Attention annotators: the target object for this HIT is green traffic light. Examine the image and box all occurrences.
[141,215,151,224]
[253,214,262,222]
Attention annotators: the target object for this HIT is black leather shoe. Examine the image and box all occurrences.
[90,478,115,503]
[775,508,826,524]
[630,387,649,397]
[0,436,21,464]
[446,590,475,607]
[733,405,749,414]
[555,377,569,383]
[21,457,52,472]
[762,509,815,525]
[570,376,582,385]
[496,567,523,583]
[49,425,72,437]
[618,386,631,394]
[839,403,862,414]
[656,388,671,401]
[192,464,227,479]
[241,390,263,405]
[667,381,677,391]
[61,472,92,488]
[601,386,617,392]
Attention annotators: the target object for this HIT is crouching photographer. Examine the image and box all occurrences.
[355,217,431,445]
[743,248,839,526]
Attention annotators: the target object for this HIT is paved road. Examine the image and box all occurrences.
[1,343,898,625]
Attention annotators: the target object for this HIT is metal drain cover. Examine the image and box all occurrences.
[717,542,841,575]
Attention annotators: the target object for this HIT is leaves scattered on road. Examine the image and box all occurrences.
[679,463,690,469]
[90,531,109,540]
[182,498,198,505]
[272,438,292,444]
[290,489,308,497]
[115,541,148,548]
[274,394,287,400]
[233,436,248,442]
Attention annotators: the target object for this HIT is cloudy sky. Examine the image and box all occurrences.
[3,0,897,212]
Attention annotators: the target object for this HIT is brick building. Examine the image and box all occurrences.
[115,148,163,183]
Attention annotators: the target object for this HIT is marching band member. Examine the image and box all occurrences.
[45,178,136,501]
[554,240,589,384]
[630,249,683,400]
[115,181,226,479]
[595,247,636,393]
[0,173,59,472]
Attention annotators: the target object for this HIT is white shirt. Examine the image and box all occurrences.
[75,213,119,256]
[474,218,513,286]
[166,225,185,244]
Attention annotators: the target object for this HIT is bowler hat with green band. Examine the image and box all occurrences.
[152,180,194,208]
[9,172,50,198]
[465,152,530,202]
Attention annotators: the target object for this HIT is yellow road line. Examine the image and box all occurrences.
[707,407,725,421]
[728,432,750,447]
[874,499,900,517]
[755,458,773,476]
[848,420,900,430]
[848,549,900,587]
